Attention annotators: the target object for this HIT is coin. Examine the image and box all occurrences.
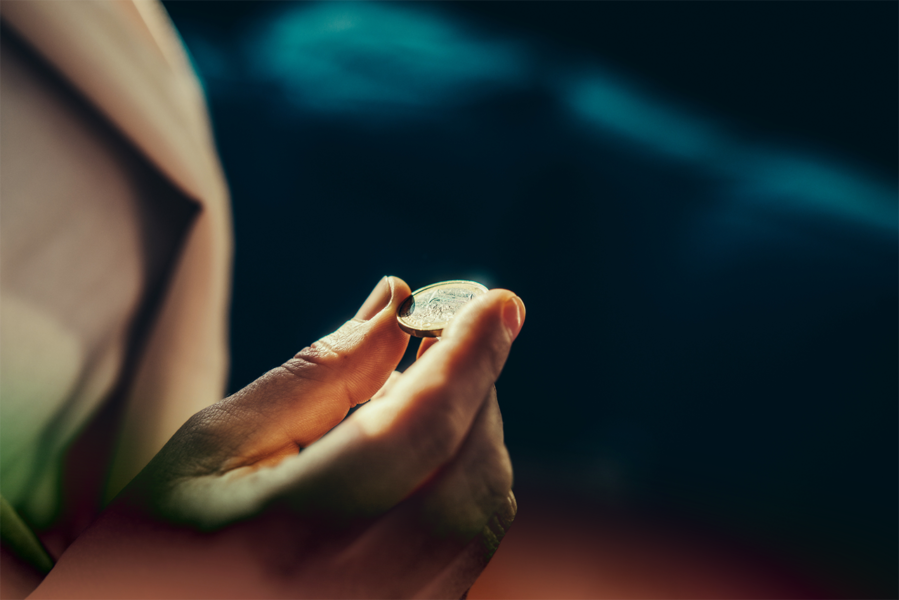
[396,280,489,337]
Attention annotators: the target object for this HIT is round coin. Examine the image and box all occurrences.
[396,280,489,337]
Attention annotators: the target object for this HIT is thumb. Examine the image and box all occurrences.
[214,276,411,465]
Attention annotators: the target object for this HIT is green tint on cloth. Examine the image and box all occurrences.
[0,495,53,574]
[0,22,203,524]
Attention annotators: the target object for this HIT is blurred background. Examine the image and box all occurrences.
[162,2,896,598]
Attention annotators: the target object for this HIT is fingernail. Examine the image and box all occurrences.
[355,276,393,321]
[502,296,524,340]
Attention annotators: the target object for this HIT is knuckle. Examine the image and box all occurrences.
[182,403,228,436]
[278,352,353,405]
[155,404,234,477]
[287,344,339,374]
[312,322,366,358]
[281,320,367,377]
[483,490,517,556]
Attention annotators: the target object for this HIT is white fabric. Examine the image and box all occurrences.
[1,30,145,521]
[0,0,232,504]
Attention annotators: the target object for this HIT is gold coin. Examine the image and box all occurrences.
[396,280,489,337]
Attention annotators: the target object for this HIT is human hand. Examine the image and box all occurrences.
[31,277,525,599]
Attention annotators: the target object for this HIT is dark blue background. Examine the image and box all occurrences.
[163,2,897,596]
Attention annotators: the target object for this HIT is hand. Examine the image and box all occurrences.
[31,277,525,599]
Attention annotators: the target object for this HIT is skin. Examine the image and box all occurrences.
[25,276,525,599]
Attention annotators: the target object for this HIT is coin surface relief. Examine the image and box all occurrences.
[396,280,489,337]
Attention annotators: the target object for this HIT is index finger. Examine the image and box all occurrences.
[269,289,525,517]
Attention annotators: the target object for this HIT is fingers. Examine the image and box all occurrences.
[416,492,517,599]
[205,277,412,466]
[271,289,525,516]
[412,389,513,542]
[333,389,515,598]
[411,393,516,599]
[321,389,513,598]
[362,288,524,465]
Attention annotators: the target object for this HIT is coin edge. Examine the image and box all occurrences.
[395,280,489,338]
